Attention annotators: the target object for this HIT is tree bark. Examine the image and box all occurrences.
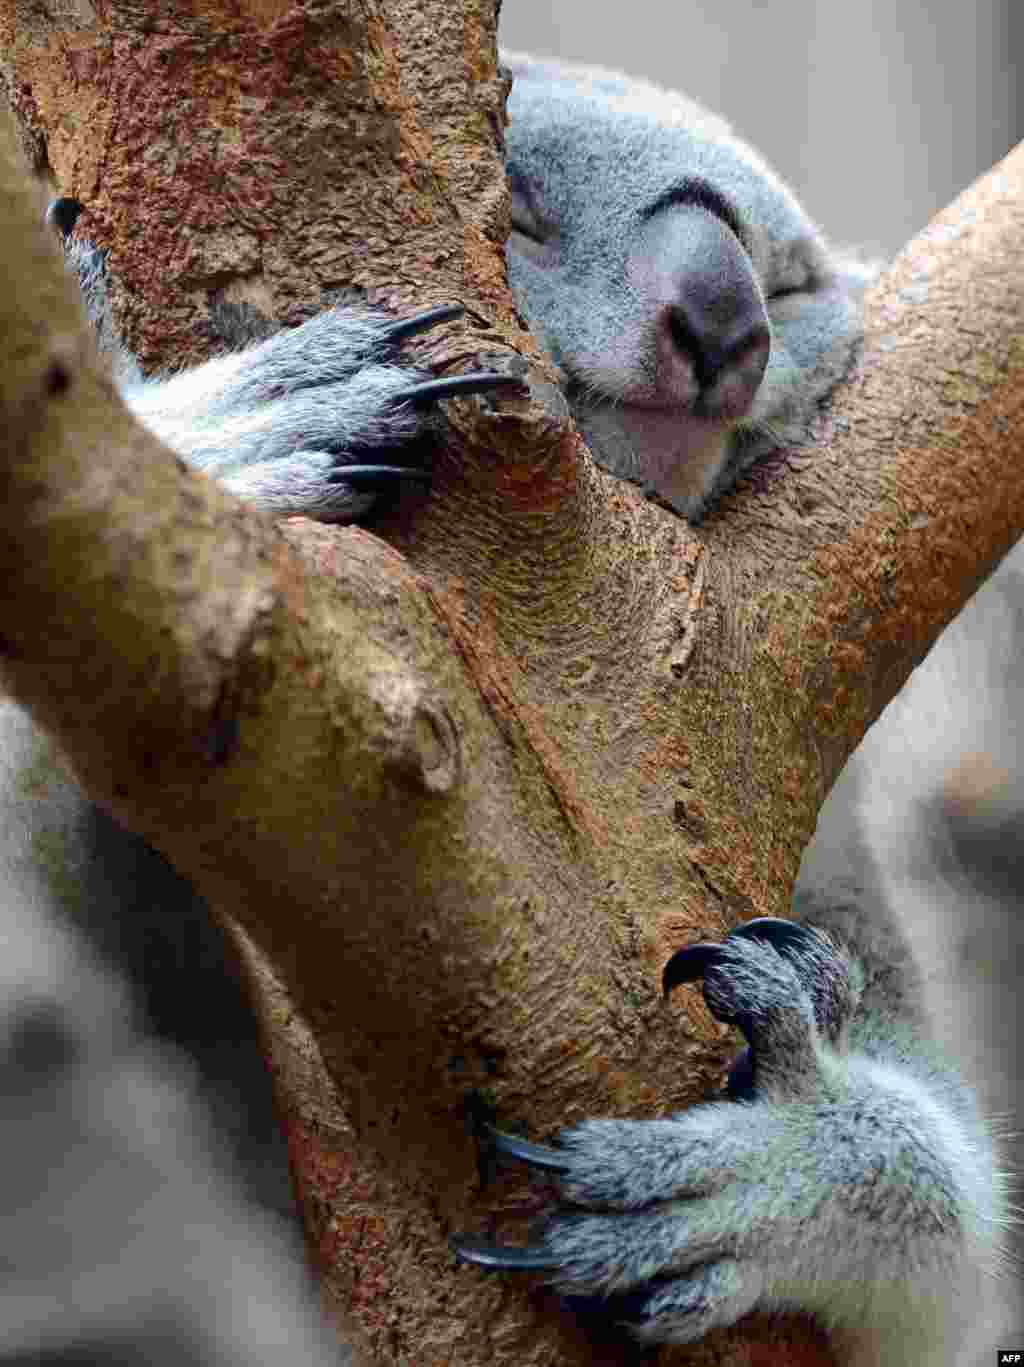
[1,3,1023,1365]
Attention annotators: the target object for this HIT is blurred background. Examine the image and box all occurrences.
[500,0,1023,257]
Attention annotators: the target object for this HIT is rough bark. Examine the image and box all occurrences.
[0,0,516,370]
[0,3,1023,1365]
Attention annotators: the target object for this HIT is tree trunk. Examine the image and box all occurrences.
[1,3,1023,1364]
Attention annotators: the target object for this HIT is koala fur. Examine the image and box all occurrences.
[503,53,873,518]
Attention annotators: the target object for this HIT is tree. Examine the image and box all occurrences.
[1,2,1022,1363]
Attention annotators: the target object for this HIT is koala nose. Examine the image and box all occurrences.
[667,292,770,397]
[637,203,771,415]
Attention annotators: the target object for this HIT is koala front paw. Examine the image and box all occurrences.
[453,1101,780,1341]
[151,302,523,523]
[48,192,525,527]
[451,919,880,1342]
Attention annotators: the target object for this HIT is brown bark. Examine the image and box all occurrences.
[1,3,1023,1365]
[0,0,516,370]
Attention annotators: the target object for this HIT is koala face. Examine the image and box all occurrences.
[503,53,864,519]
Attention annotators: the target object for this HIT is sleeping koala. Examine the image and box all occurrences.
[52,52,871,525]
[10,48,1004,1367]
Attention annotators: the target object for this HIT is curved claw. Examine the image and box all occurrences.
[486,1124,573,1174]
[662,917,814,999]
[664,917,824,1101]
[325,464,432,489]
[662,940,761,1096]
[662,942,725,998]
[380,304,464,346]
[45,196,84,240]
[393,371,525,410]
[450,1233,561,1272]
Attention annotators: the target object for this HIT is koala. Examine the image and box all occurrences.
[3,48,1007,1367]
[502,53,873,519]
[50,52,870,526]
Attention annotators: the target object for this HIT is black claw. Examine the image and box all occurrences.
[45,196,84,240]
[450,1233,561,1272]
[662,942,725,998]
[393,371,525,410]
[663,917,822,1102]
[662,917,814,999]
[325,464,432,490]
[486,1124,573,1175]
[380,304,464,347]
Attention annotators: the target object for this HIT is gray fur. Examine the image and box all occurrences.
[503,53,872,518]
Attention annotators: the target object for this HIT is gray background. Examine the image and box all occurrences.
[500,0,1023,257]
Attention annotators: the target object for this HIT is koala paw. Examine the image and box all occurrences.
[47,192,524,525]
[140,302,523,522]
[450,919,938,1345]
